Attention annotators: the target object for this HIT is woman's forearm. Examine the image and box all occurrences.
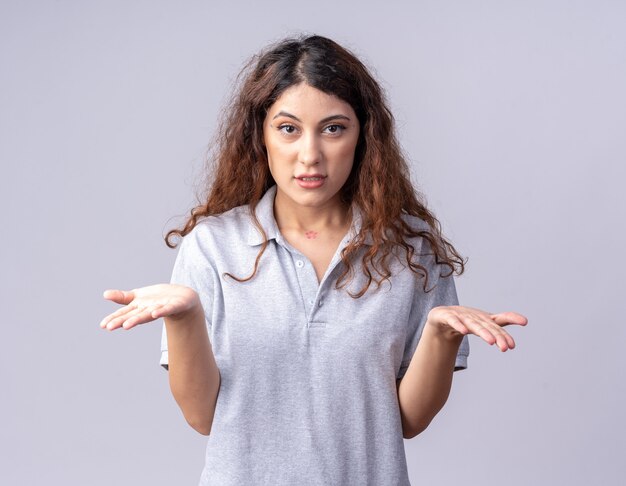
[164,306,221,435]
[397,323,463,439]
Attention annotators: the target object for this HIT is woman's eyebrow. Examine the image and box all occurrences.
[272,111,351,124]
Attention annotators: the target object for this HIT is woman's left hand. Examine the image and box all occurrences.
[426,306,528,352]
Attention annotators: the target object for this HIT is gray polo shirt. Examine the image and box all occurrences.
[160,185,469,486]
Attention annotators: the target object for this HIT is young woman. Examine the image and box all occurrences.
[100,35,527,485]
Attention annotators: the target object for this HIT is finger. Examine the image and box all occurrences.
[483,317,518,351]
[465,316,513,350]
[489,312,528,327]
[146,303,164,319]
[441,314,471,336]
[504,333,516,349]
[496,324,517,349]
[106,305,146,331]
[461,317,497,346]
[493,330,512,352]
[100,303,138,328]
[479,317,512,351]
[122,305,162,329]
[150,303,174,320]
[103,289,135,305]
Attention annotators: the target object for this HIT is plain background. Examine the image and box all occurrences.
[2,1,625,485]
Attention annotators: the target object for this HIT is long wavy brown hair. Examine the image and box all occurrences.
[165,34,466,297]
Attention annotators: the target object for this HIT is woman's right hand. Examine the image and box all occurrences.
[100,284,201,331]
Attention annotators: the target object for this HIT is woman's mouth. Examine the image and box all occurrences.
[295,174,327,188]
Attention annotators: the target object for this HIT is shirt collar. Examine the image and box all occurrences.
[246,185,372,246]
[246,185,281,246]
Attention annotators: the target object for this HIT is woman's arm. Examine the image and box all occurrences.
[101,285,221,435]
[164,305,221,436]
[397,324,462,439]
[397,305,527,439]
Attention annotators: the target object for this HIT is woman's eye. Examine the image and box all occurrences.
[278,124,297,135]
[324,124,345,135]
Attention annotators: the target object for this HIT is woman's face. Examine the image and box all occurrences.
[263,83,360,212]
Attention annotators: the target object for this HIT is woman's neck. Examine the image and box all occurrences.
[273,191,352,234]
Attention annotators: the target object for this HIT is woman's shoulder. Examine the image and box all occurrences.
[180,204,254,251]
[398,212,432,236]
[395,213,440,260]
[195,204,251,231]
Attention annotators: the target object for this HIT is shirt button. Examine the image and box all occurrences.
[318,300,323,307]
[296,260,304,268]
[309,299,314,305]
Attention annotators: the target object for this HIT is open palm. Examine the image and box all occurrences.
[100,284,200,331]
[427,305,528,352]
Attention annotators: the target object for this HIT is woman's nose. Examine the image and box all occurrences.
[298,133,322,166]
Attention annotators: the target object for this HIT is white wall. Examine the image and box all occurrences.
[1,1,624,484]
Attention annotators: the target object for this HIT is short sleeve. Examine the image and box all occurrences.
[397,267,470,380]
[160,226,216,371]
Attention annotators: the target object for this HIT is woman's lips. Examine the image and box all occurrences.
[294,174,327,189]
